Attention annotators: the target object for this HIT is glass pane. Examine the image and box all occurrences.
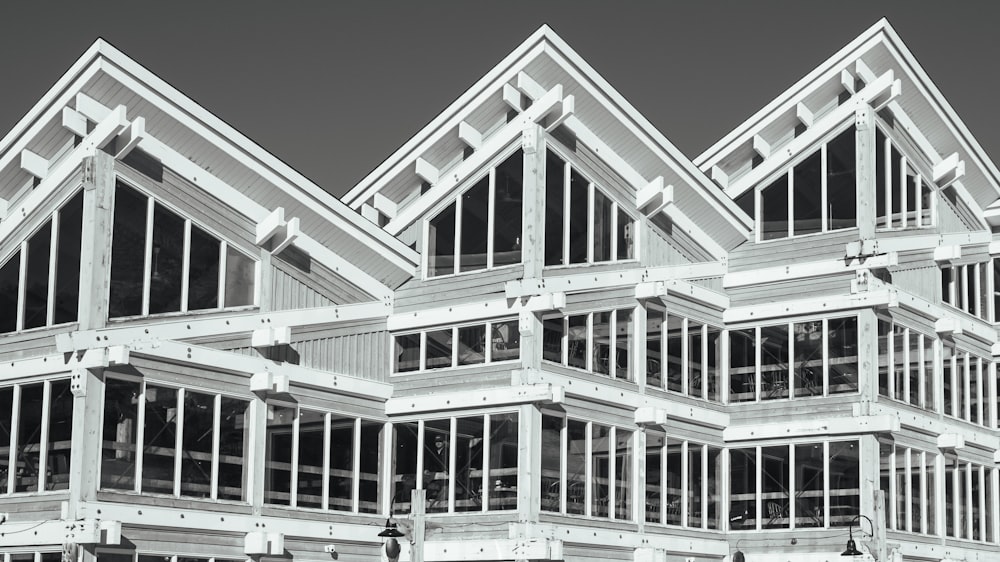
[616,429,633,520]
[0,387,12,490]
[793,321,822,397]
[761,174,788,240]
[109,183,147,317]
[924,334,936,412]
[762,445,790,529]
[542,316,563,364]
[224,246,255,307]
[892,325,906,402]
[706,446,722,529]
[688,322,702,397]
[455,416,484,513]
[544,150,565,266]
[541,415,561,513]
[457,324,486,366]
[181,391,215,498]
[943,344,954,417]
[394,333,420,372]
[879,439,891,530]
[706,327,721,401]
[358,420,381,513]
[730,328,756,402]
[428,201,456,277]
[0,251,19,332]
[925,451,936,535]
[830,440,860,527]
[985,465,994,542]
[566,419,587,515]
[876,130,887,225]
[906,167,919,226]
[615,308,632,381]
[14,383,44,492]
[878,319,890,397]
[568,315,587,370]
[593,191,612,262]
[490,320,520,362]
[890,145,903,228]
[945,463,956,536]
[910,449,923,534]
[326,416,354,511]
[149,204,184,314]
[666,442,682,525]
[425,329,452,369]
[792,152,822,236]
[24,221,52,329]
[829,317,859,394]
[393,421,419,514]
[568,169,588,264]
[730,448,757,530]
[921,174,933,225]
[46,379,73,490]
[646,306,663,389]
[296,409,325,508]
[957,353,967,421]
[617,208,634,260]
[827,127,856,230]
[424,419,450,513]
[688,443,702,527]
[894,445,906,530]
[761,325,789,400]
[645,434,663,523]
[666,315,683,393]
[55,191,84,324]
[493,149,523,267]
[101,377,140,490]
[218,396,249,501]
[487,413,518,511]
[459,177,489,273]
[187,225,220,311]
[593,311,611,376]
[592,424,610,517]
[264,404,295,505]
[795,443,823,527]
[142,385,177,494]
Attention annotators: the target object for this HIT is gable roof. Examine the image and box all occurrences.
[342,24,751,257]
[0,38,419,294]
[696,18,1000,228]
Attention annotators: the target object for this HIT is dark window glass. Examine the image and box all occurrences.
[457,324,486,366]
[688,322,703,396]
[264,405,295,505]
[425,329,452,369]
[665,442,682,525]
[149,204,184,314]
[792,152,822,235]
[110,183,148,317]
[761,325,789,399]
[0,387,11,489]
[487,413,518,511]
[890,146,903,227]
[762,445,790,528]
[101,377,140,490]
[394,333,420,372]
[876,130,887,224]
[829,317,859,394]
[567,314,587,370]
[428,202,455,277]
[730,448,756,529]
[224,246,255,308]
[358,420,381,513]
[827,128,856,230]
[493,150,523,267]
[592,424,610,517]
[218,396,249,501]
[568,169,588,264]
[735,190,754,217]
[55,191,83,324]
[795,443,824,527]
[460,177,489,273]
[491,319,520,362]
[593,311,611,376]
[646,307,663,389]
[644,434,663,523]
[565,419,587,515]
[393,421,419,514]
[142,385,177,494]
[544,151,565,266]
[542,316,563,363]
[830,441,860,527]
[892,325,906,402]
[688,443,702,527]
[729,328,756,402]
[541,415,561,513]
[666,315,683,393]
[906,168,918,225]
[706,327,721,401]
[24,222,51,329]
[761,174,788,240]
[878,319,890,397]
[617,208,633,260]
[793,321,823,397]
[14,383,44,492]
[187,225,220,311]
[593,191,612,262]
[0,251,19,332]
[328,416,354,511]
[181,390,215,498]
[296,409,325,508]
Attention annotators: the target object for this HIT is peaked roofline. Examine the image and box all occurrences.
[0,37,420,272]
[343,24,751,234]
[695,18,1000,204]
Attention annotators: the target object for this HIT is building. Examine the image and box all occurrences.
[1,17,998,562]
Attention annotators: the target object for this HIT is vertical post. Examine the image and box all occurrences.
[410,489,426,562]
[856,309,879,413]
[518,404,541,524]
[67,367,105,515]
[521,124,545,280]
[855,105,875,240]
[249,398,268,515]
[77,152,115,330]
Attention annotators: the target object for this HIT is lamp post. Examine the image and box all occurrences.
[841,514,875,557]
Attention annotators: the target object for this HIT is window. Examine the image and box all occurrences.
[730,316,858,402]
[544,150,635,266]
[0,379,74,494]
[427,150,523,277]
[0,191,84,333]
[881,441,946,537]
[263,403,381,512]
[542,414,634,521]
[757,127,856,241]
[731,440,859,530]
[877,319,936,412]
[109,182,256,318]
[392,413,518,514]
[542,309,633,381]
[943,261,991,321]
[644,305,721,399]
[642,434,722,529]
[100,377,250,501]
[939,343,992,428]
[875,128,935,230]
[392,319,520,373]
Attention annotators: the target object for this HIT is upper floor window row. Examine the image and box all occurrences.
[545,150,635,266]
[942,260,991,322]
[876,128,935,231]
[110,182,256,319]
[941,343,993,428]
[646,305,722,401]
[393,318,521,373]
[756,127,857,241]
[877,319,936,412]
[543,307,634,381]
[427,150,523,277]
[0,378,74,494]
[0,191,83,333]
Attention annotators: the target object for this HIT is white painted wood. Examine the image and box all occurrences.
[934,245,962,263]
[544,94,574,131]
[20,148,49,179]
[724,253,897,288]
[710,165,728,188]
[255,207,286,245]
[458,121,482,150]
[271,217,299,255]
[840,68,856,94]
[360,203,379,223]
[933,152,966,187]
[845,231,991,258]
[388,292,563,331]
[502,83,522,112]
[61,106,89,137]
[385,384,561,415]
[752,134,771,159]
[115,116,145,159]
[723,415,898,441]
[373,192,397,219]
[414,157,439,185]
[796,102,814,128]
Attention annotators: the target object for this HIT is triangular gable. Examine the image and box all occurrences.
[342,25,750,261]
[696,19,1000,230]
[0,38,419,301]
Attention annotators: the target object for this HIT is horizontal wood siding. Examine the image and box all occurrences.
[728,230,857,273]
[0,495,65,517]
[0,324,74,364]
[938,188,980,233]
[395,266,523,314]
[727,273,854,309]
[689,276,724,292]
[561,545,634,561]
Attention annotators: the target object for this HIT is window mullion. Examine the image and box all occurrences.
[680,440,688,525]
[562,162,570,265]
[821,144,828,232]
[903,327,911,403]
[37,380,51,492]
[217,240,227,307]
[788,322,795,399]
[904,446,913,531]
[900,155,908,228]
[560,416,567,514]
[823,441,830,528]
[587,183,595,263]
[754,326,762,402]
[609,310,617,380]
[610,202,619,260]
[487,167,496,270]
[289,406,301,507]
[755,445,762,530]
[586,313,593,372]
[822,319,830,397]
[584,421,593,517]
[916,175,924,228]
[4,385,17,493]
[352,417,362,513]
[786,169,793,239]
[789,444,796,529]
[46,211,59,326]
[135,380,146,493]
[481,414,491,512]
[173,387,185,497]
[141,197,154,316]
[321,412,331,511]
[883,138,892,229]
[448,417,457,513]
[16,240,27,331]
[681,318,689,396]
[211,393,221,500]
[454,194,463,275]
[181,220,191,313]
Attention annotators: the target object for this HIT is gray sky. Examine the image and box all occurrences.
[2,1,998,198]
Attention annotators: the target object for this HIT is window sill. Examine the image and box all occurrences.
[423,262,522,282]
[108,305,258,324]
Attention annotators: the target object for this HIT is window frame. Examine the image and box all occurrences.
[390,317,522,374]
[0,377,74,495]
[874,121,938,232]
[541,307,636,382]
[645,302,722,401]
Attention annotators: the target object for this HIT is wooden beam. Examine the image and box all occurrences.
[723,415,898,442]
[933,152,966,188]
[862,402,998,451]
[840,68,856,94]
[271,216,299,255]
[724,289,895,324]
[506,262,725,299]
[74,92,111,122]
[387,293,564,332]
[796,102,814,128]
[61,106,88,137]
[544,94,574,131]
[710,165,728,188]
[385,384,563,415]
[845,231,991,258]
[502,83,522,112]
[458,121,482,150]
[724,253,897,288]
[752,134,771,159]
[414,157,439,185]
[20,148,49,179]
[933,245,962,263]
[255,207,286,245]
[373,192,397,219]
[114,116,145,159]
[660,203,729,259]
[360,203,379,223]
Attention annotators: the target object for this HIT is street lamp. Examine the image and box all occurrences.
[841,514,875,557]
[378,513,405,562]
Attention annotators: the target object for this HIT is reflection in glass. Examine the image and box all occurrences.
[566,419,587,515]
[457,324,486,366]
[455,416,484,513]
[827,128,856,230]
[729,329,756,402]
[761,174,788,240]
[460,177,489,273]
[645,434,663,523]
[218,396,249,501]
[109,183,147,317]
[224,246,255,307]
[24,222,52,329]
[14,383,43,492]
[487,414,518,511]
[544,151,565,266]
[425,329,452,369]
[424,419,450,513]
[46,379,73,490]
[188,225,220,310]
[761,325,789,399]
[792,152,822,236]
[542,316,563,364]
[793,321,822,397]
[264,405,296,505]
[0,251,19,332]
[829,317,859,394]
[493,150,523,267]
[568,169,588,264]
[541,415,562,513]
[101,378,140,490]
[142,385,178,495]
[359,420,381,513]
[729,448,756,529]
[491,320,520,362]
[149,204,184,314]
[394,333,420,372]
[795,443,823,527]
[296,409,325,509]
